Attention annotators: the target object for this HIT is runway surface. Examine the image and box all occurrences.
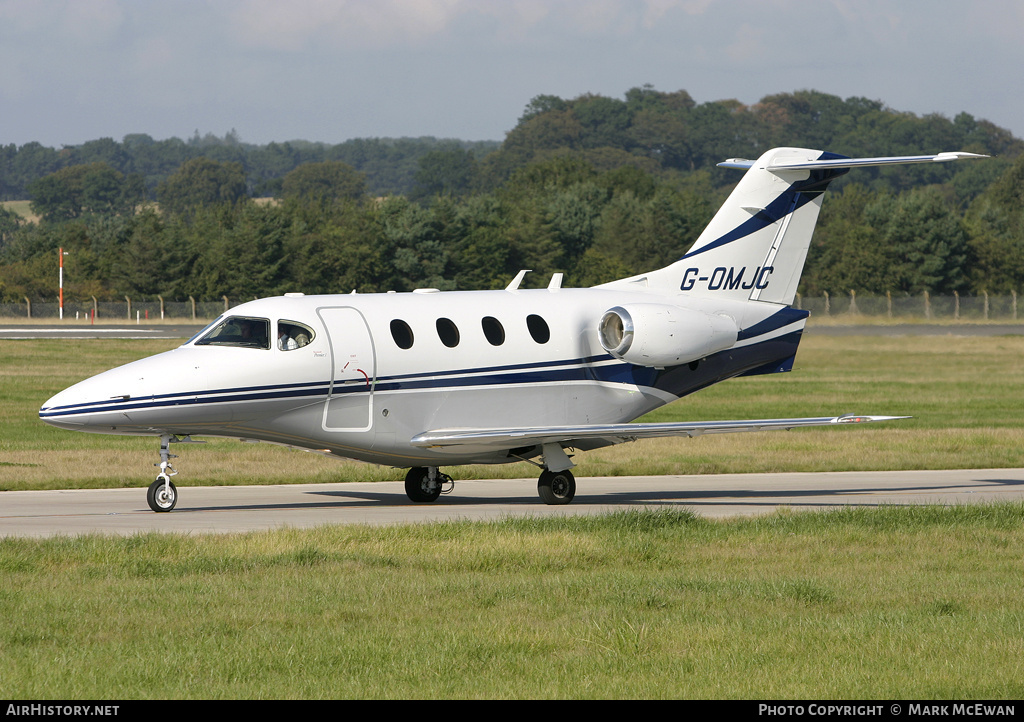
[3,468,1023,538]
[0,323,202,339]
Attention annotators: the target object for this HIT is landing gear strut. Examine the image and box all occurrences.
[404,466,454,503]
[148,434,178,512]
[146,434,204,513]
[535,442,576,505]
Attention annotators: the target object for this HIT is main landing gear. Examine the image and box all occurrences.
[404,467,455,502]
[146,434,203,512]
[403,465,577,505]
[537,468,576,505]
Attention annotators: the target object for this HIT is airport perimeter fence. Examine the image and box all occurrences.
[0,297,234,321]
[793,290,1020,321]
[0,291,1021,322]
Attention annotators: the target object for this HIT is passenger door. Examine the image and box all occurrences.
[317,306,376,432]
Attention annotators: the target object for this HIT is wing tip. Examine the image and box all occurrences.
[834,414,912,424]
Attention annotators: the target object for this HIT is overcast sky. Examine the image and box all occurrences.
[2,0,1022,149]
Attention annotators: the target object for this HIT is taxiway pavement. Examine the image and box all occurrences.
[3,468,1023,538]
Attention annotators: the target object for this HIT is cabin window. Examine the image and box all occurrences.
[526,314,550,344]
[278,320,314,350]
[436,318,460,348]
[481,316,505,346]
[390,319,414,349]
[195,316,271,349]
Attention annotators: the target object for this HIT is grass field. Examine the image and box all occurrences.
[3,333,1024,490]
[2,505,1022,698]
[1,199,38,223]
[3,333,1024,698]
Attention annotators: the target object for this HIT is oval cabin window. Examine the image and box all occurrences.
[390,319,414,349]
[526,314,550,344]
[436,318,460,348]
[481,316,505,346]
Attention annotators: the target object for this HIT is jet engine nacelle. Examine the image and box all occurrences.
[598,304,739,368]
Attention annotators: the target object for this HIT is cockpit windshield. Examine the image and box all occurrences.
[194,316,271,349]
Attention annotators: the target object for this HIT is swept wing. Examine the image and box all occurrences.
[411,413,909,452]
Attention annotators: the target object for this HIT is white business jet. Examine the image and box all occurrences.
[40,147,985,512]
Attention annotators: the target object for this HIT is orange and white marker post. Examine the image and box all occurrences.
[59,247,67,319]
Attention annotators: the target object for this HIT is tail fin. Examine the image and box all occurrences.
[600,147,986,305]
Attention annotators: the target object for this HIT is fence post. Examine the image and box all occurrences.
[886,291,892,318]
[823,291,830,316]
[954,291,959,320]
[849,289,858,315]
[924,291,931,320]
[125,296,131,320]
[24,296,31,319]
[92,296,98,320]
[983,290,989,321]
[189,296,196,321]
[158,295,165,320]
[223,296,229,313]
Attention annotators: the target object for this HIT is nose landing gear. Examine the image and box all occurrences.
[146,434,203,512]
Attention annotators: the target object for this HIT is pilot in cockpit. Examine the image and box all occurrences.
[237,319,268,348]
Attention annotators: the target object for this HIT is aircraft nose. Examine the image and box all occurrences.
[39,362,155,432]
[39,375,122,430]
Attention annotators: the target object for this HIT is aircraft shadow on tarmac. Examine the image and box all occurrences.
[170,475,1024,514]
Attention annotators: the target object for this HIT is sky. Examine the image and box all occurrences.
[1,0,1022,149]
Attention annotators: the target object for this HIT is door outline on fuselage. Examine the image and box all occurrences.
[316,306,376,432]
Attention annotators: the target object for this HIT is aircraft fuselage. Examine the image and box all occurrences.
[39,286,802,467]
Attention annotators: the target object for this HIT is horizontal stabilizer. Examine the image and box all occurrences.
[411,414,909,452]
[719,151,988,172]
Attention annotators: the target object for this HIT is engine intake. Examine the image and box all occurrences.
[598,304,738,367]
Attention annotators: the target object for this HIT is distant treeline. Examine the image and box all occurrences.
[2,87,1023,302]
[0,132,501,201]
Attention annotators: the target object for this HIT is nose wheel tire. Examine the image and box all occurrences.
[147,478,178,512]
[538,469,576,505]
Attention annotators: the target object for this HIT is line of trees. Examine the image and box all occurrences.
[1,87,1023,303]
[0,132,499,201]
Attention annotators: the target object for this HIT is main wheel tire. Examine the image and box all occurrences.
[147,478,177,512]
[538,469,576,505]
[405,467,442,503]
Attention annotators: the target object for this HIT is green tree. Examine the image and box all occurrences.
[866,187,971,293]
[156,157,247,217]
[571,94,632,150]
[280,161,367,202]
[375,196,455,290]
[0,205,22,250]
[802,185,886,294]
[28,163,143,222]
[448,195,513,290]
[518,94,568,124]
[965,154,1024,292]
[809,185,972,295]
[411,148,478,201]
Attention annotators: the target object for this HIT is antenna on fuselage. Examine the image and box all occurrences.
[506,270,531,291]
